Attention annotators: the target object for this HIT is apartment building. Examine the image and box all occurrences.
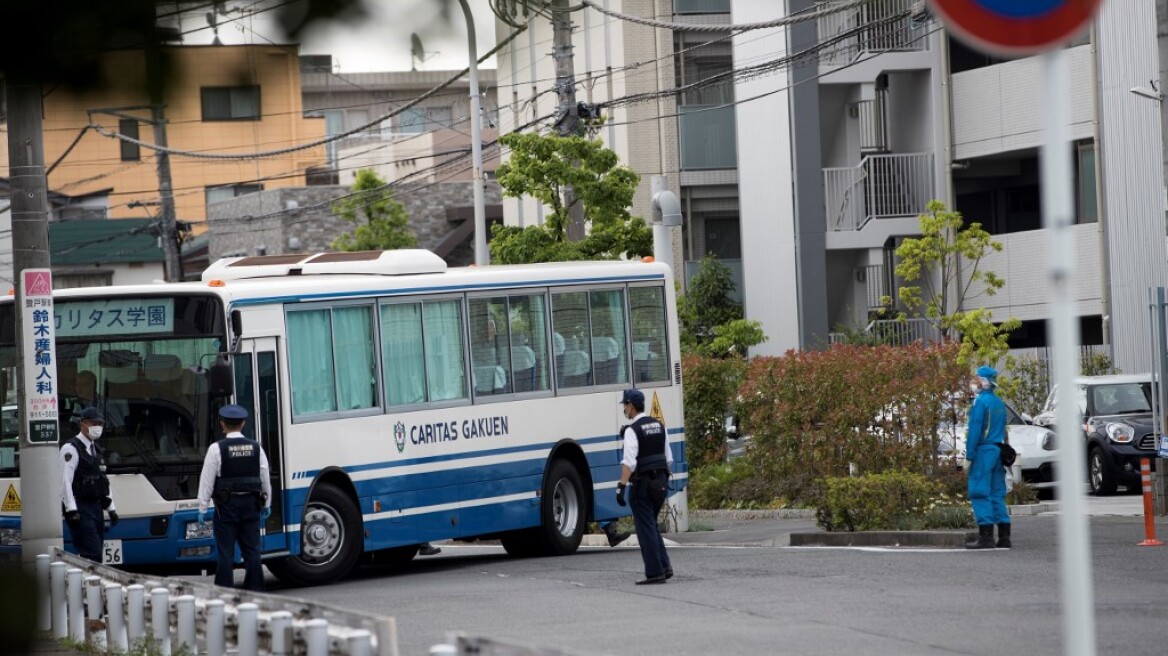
[496,0,1166,372]
[0,44,327,233]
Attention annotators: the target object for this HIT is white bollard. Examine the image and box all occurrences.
[126,584,146,644]
[175,595,195,654]
[348,630,374,656]
[151,587,171,655]
[105,584,127,653]
[50,561,67,638]
[305,618,329,656]
[67,568,85,643]
[237,603,259,656]
[36,555,51,632]
[205,600,226,656]
[269,610,293,656]
[85,576,106,649]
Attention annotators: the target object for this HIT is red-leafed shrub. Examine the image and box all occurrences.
[681,353,747,469]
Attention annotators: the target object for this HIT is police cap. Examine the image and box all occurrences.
[78,407,104,424]
[218,404,249,421]
[620,389,645,409]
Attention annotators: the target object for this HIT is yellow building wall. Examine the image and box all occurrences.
[29,45,325,228]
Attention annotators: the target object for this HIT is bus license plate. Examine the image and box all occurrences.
[102,540,123,565]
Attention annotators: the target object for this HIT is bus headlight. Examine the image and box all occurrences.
[0,527,20,546]
[185,521,213,540]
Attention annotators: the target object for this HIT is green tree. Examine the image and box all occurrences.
[679,254,765,357]
[893,200,1020,366]
[331,169,417,251]
[489,132,651,263]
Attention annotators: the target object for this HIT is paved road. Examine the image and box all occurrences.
[222,496,1168,655]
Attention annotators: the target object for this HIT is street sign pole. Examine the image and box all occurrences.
[1041,48,1095,656]
[929,2,1103,655]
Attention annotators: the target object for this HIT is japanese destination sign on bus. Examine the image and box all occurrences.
[53,298,175,338]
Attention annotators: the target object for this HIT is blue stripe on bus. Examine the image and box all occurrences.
[288,427,685,481]
[229,273,667,307]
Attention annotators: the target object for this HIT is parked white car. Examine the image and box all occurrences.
[938,400,1057,491]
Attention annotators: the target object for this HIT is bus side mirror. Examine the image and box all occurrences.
[209,355,234,398]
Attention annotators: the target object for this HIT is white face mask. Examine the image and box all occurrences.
[87,425,104,440]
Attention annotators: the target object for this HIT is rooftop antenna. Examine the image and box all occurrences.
[410,33,439,71]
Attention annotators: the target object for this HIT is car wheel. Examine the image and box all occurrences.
[502,459,587,558]
[267,483,362,586]
[1088,447,1117,496]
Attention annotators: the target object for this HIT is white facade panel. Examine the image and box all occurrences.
[733,0,799,355]
[952,45,1094,160]
[1097,0,1168,372]
[962,224,1103,323]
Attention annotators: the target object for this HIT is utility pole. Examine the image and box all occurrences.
[144,35,182,282]
[6,75,63,563]
[551,0,587,241]
[458,0,490,265]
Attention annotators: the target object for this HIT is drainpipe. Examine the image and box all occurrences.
[1091,23,1113,355]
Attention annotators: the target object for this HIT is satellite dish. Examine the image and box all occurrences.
[409,33,438,71]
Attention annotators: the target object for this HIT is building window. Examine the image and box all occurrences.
[675,32,737,170]
[119,119,140,161]
[674,0,730,13]
[205,184,263,207]
[201,86,261,121]
[1076,142,1098,224]
[395,106,455,134]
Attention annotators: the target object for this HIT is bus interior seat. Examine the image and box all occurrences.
[559,350,591,387]
[473,365,507,395]
[511,345,538,392]
[101,350,141,385]
[144,354,183,382]
[591,336,621,385]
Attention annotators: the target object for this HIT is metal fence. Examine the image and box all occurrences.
[33,548,396,655]
[824,153,934,231]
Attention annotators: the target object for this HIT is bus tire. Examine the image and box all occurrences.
[500,529,541,557]
[267,483,362,587]
[536,459,586,556]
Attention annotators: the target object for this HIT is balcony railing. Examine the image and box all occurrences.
[817,0,927,67]
[823,152,934,231]
[857,88,889,153]
[858,264,889,310]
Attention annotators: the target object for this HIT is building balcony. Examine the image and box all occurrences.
[817,0,928,68]
[823,152,934,232]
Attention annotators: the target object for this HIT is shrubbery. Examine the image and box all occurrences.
[816,471,974,532]
[682,354,747,469]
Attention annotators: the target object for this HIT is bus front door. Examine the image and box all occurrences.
[233,337,288,554]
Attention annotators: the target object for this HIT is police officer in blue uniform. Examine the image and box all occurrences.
[965,365,1011,549]
[197,405,272,590]
[616,389,674,584]
[61,407,118,562]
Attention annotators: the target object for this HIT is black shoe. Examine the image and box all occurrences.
[664,568,674,580]
[419,544,442,556]
[965,524,996,550]
[995,523,1012,549]
[602,524,632,547]
[635,574,667,585]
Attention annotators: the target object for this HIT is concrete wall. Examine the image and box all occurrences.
[205,181,501,267]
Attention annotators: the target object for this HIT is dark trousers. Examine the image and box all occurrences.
[213,494,264,591]
[68,499,105,562]
[630,471,671,578]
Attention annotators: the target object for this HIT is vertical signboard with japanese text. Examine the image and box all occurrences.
[21,269,58,444]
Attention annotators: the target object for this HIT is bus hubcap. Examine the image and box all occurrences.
[552,479,578,537]
[301,505,342,563]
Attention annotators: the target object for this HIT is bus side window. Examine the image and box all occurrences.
[629,286,670,383]
[589,289,628,386]
[508,293,550,393]
[552,291,592,389]
[470,298,511,396]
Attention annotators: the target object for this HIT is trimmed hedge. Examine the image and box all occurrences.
[817,471,974,532]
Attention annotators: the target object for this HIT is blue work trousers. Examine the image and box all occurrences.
[968,444,1010,525]
[67,499,105,563]
[213,493,264,591]
[630,471,672,579]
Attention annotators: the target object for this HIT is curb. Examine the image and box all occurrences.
[581,534,679,547]
[789,530,978,548]
[1008,502,1057,516]
[691,508,816,520]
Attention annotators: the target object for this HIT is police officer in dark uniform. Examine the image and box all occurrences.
[61,407,118,562]
[197,405,272,590]
[615,389,674,584]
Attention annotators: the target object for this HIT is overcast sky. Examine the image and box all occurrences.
[183,0,498,73]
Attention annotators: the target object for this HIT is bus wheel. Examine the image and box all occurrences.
[267,483,362,587]
[538,459,586,556]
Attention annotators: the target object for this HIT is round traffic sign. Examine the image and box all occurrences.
[929,0,1102,57]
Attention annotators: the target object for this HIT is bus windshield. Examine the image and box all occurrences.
[0,294,227,500]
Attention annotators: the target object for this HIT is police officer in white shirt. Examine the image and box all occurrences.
[615,389,674,584]
[61,407,117,562]
[197,405,272,590]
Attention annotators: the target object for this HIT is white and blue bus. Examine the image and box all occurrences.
[0,250,687,585]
